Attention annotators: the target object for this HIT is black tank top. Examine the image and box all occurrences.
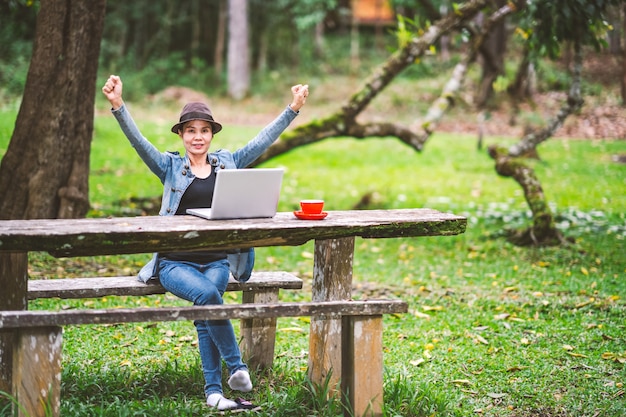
[161,170,227,263]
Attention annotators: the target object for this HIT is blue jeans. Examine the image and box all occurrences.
[158,258,248,397]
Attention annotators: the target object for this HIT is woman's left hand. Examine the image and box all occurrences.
[289,84,309,112]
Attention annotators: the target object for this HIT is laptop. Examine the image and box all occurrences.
[186,168,284,220]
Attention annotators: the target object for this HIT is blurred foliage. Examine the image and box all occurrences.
[518,0,623,59]
[0,0,622,98]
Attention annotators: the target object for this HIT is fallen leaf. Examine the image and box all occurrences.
[452,379,473,386]
[410,358,426,367]
[575,298,594,308]
[567,352,588,358]
[422,305,443,311]
[178,335,194,342]
[602,352,626,363]
[487,393,507,399]
[120,337,138,348]
[414,311,431,319]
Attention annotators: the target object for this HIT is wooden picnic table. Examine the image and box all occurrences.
[0,208,466,416]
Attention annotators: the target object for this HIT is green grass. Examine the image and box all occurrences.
[1,100,625,416]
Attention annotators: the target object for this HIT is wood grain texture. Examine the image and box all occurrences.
[342,316,384,417]
[0,300,408,329]
[13,327,62,417]
[309,238,354,391]
[28,271,302,299]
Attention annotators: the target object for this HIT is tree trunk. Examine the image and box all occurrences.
[414,3,518,150]
[475,1,508,108]
[622,2,626,106]
[486,41,585,246]
[0,0,106,220]
[214,0,227,77]
[488,146,566,246]
[508,41,584,157]
[314,20,325,59]
[507,46,536,126]
[227,0,250,100]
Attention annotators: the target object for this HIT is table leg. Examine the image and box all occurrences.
[308,237,354,390]
[13,327,63,417]
[0,251,28,401]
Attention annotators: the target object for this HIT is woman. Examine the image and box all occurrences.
[102,75,308,411]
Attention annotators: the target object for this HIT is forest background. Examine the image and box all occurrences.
[0,1,625,416]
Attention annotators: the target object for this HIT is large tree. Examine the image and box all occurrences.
[227,0,250,99]
[0,0,106,404]
[0,0,106,220]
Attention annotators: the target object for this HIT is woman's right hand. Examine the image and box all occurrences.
[102,75,124,110]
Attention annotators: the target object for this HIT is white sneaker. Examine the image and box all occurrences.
[207,393,238,411]
[228,369,253,392]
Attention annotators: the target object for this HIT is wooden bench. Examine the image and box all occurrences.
[0,299,407,417]
[28,271,303,371]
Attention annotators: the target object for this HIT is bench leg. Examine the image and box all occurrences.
[12,326,62,417]
[342,315,384,417]
[240,289,279,370]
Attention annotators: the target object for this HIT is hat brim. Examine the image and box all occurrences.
[171,118,223,135]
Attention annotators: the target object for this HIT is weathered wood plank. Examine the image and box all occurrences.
[309,237,354,392]
[342,315,384,417]
[240,289,279,370]
[28,271,302,299]
[0,252,27,396]
[0,209,467,257]
[0,300,407,329]
[13,327,62,417]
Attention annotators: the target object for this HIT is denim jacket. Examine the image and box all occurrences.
[112,103,299,282]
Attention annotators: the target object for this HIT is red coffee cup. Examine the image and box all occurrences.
[300,199,324,214]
